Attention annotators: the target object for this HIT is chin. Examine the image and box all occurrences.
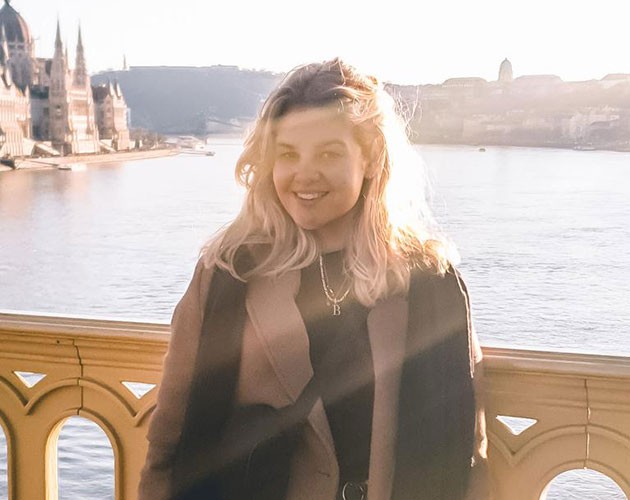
[289,217,322,232]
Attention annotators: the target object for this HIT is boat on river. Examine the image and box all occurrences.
[180,145,215,156]
[0,157,16,168]
[57,162,87,171]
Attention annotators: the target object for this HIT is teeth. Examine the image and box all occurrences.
[296,192,325,200]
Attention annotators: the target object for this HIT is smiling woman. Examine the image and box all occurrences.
[139,58,491,500]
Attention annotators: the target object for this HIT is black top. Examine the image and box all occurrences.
[295,252,374,484]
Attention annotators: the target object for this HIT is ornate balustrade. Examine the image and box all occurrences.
[0,312,629,499]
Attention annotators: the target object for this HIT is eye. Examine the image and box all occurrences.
[277,151,298,161]
[320,150,343,161]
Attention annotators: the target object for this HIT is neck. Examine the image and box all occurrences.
[314,209,357,252]
[315,229,347,253]
[319,242,345,253]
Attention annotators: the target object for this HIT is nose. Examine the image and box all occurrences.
[292,155,322,182]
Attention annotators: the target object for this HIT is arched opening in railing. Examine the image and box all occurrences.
[541,468,628,499]
[0,419,7,500]
[47,416,114,500]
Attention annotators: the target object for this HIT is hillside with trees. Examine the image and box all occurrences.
[93,66,281,135]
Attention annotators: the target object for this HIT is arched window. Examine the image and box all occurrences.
[53,417,114,500]
[541,469,627,499]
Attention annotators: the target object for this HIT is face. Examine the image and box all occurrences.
[272,106,370,251]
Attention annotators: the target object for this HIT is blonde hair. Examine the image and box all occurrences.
[204,58,454,306]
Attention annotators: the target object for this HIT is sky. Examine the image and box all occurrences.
[13,0,630,85]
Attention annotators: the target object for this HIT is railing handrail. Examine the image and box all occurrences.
[3,311,630,377]
[0,310,169,341]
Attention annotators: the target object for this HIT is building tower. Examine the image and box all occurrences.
[498,58,513,83]
[0,0,35,90]
[48,22,100,154]
[0,1,30,152]
[48,20,69,153]
[73,25,87,87]
[70,24,99,153]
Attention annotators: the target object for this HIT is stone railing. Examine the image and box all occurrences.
[0,312,167,500]
[0,312,629,499]
[483,345,630,499]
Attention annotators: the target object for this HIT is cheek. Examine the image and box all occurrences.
[271,166,292,207]
[271,166,284,195]
[344,169,368,197]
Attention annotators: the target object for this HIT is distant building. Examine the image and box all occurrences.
[498,58,513,83]
[407,58,630,149]
[93,81,131,150]
[0,5,30,156]
[0,0,130,156]
[47,23,100,154]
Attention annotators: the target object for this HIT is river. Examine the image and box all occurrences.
[0,141,628,498]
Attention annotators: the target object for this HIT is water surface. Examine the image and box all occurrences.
[1,142,628,498]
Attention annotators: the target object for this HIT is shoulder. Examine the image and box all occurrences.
[172,253,226,325]
[406,264,471,351]
[408,264,469,308]
[190,254,217,303]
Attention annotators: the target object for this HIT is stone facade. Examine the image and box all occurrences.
[93,82,131,151]
[0,0,130,156]
[0,11,29,157]
[0,64,29,156]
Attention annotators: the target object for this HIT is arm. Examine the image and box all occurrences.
[392,268,491,499]
[455,271,492,500]
[138,258,213,500]
[465,326,492,499]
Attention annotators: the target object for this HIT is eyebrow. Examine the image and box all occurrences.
[317,140,346,149]
[275,140,347,149]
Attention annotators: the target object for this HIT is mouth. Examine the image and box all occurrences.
[294,192,327,200]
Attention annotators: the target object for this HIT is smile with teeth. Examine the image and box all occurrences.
[295,192,327,200]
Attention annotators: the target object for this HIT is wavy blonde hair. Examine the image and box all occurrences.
[204,58,454,306]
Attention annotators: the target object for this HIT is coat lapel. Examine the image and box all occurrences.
[246,270,312,402]
[366,296,409,500]
[246,269,338,472]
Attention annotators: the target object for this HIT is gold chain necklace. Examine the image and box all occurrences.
[318,254,351,316]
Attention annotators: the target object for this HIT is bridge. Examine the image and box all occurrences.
[0,311,629,499]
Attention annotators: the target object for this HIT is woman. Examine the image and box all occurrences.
[139,59,490,500]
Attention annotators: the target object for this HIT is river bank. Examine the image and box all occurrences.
[0,148,178,172]
[414,139,630,153]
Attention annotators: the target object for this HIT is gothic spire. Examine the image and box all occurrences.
[74,24,88,86]
[77,24,84,52]
[54,18,64,59]
[50,19,67,92]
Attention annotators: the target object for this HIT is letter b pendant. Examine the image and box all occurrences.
[332,303,341,316]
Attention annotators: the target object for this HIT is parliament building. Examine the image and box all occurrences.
[0,0,130,157]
